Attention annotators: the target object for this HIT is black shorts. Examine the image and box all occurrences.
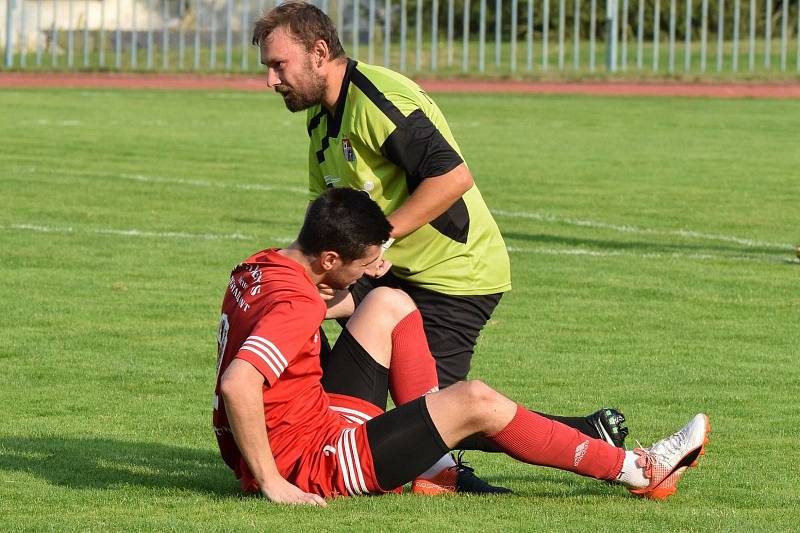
[350,272,503,387]
[320,327,389,411]
[320,327,450,490]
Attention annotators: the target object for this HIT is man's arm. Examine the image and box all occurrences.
[318,285,356,319]
[220,359,327,506]
[385,162,474,239]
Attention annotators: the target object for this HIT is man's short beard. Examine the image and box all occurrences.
[280,65,327,112]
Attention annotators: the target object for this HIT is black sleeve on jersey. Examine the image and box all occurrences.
[427,196,470,244]
[349,68,469,243]
[380,109,464,193]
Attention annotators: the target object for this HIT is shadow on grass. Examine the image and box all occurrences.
[0,435,235,495]
[503,231,788,257]
[0,435,627,500]
[488,473,623,498]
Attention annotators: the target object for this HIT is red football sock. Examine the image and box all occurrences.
[389,310,439,406]
[488,405,624,480]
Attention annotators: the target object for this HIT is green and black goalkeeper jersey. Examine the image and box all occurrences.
[306,59,510,296]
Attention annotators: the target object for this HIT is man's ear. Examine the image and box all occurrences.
[318,250,340,271]
[311,39,329,68]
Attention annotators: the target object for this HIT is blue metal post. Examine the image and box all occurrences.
[589,0,596,71]
[606,0,617,71]
[415,0,421,70]
[479,0,485,72]
[716,0,724,71]
[684,0,691,72]
[463,0,471,72]
[764,0,771,68]
[19,0,27,67]
[447,0,453,65]
[495,0,501,67]
[100,0,106,67]
[652,0,659,71]
[4,0,15,67]
[83,0,90,67]
[242,0,250,70]
[384,0,391,67]
[162,0,169,69]
[526,0,533,70]
[132,0,138,68]
[400,0,406,71]
[558,0,565,70]
[542,0,549,70]
[354,0,360,60]
[636,0,643,69]
[511,0,518,72]
[147,0,154,69]
[68,0,75,67]
[115,0,121,68]
[368,0,375,63]
[573,0,580,69]
[432,0,438,71]
[225,0,232,70]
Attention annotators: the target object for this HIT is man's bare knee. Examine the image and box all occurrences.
[463,380,500,405]
[425,380,517,445]
[346,288,418,358]
[452,380,504,425]
[360,286,417,323]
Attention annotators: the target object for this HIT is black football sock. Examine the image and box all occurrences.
[533,411,601,440]
[456,413,603,450]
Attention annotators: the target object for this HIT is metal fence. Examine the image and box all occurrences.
[2,0,799,75]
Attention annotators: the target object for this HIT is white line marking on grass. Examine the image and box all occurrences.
[115,172,308,194]
[4,223,781,263]
[13,165,789,250]
[30,119,82,126]
[492,209,792,249]
[507,246,628,257]
[16,166,308,195]
[4,223,295,243]
[506,246,782,263]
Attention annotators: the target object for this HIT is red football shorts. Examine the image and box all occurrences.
[239,393,401,498]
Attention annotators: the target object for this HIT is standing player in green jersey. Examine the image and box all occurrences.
[251,1,628,494]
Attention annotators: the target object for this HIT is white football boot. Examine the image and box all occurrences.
[627,413,711,500]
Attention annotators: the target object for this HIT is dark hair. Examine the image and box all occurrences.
[252,1,345,60]
[297,188,392,262]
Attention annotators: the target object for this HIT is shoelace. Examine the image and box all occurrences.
[635,427,688,475]
[451,450,475,474]
[648,428,688,462]
[448,451,512,493]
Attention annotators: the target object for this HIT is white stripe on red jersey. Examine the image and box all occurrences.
[329,405,374,425]
[239,345,282,377]
[240,336,287,378]
[248,336,289,367]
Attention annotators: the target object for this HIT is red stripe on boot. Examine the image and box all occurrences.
[389,310,439,406]
[488,405,624,480]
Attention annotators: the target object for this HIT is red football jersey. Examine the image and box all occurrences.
[212,249,385,497]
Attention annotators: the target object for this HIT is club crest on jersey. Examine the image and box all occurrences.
[342,138,356,162]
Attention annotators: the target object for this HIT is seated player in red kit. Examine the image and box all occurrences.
[212,187,710,506]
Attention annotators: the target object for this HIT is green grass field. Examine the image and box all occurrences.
[1,87,798,531]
